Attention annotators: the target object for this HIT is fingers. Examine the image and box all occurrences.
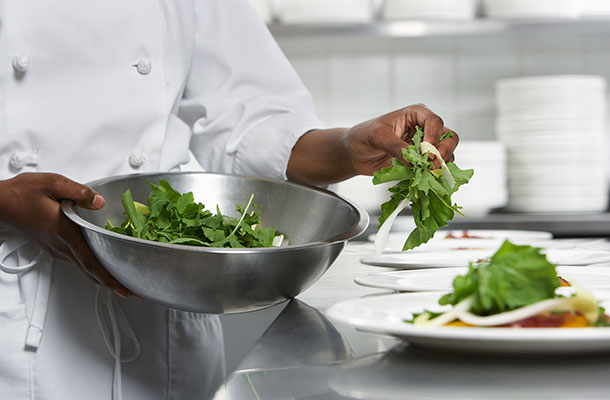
[438,128,460,163]
[45,173,105,210]
[422,115,444,149]
[405,104,445,148]
[402,104,459,163]
[58,216,131,297]
[3,173,129,297]
[373,126,411,161]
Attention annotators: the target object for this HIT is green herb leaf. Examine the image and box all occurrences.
[120,189,147,235]
[440,131,454,141]
[439,241,560,315]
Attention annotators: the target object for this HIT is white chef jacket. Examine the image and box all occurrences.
[0,1,322,399]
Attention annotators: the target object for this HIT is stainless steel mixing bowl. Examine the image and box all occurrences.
[61,172,368,313]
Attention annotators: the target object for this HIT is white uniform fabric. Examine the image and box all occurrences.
[0,0,322,399]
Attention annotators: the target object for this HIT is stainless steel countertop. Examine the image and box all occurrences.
[212,241,610,399]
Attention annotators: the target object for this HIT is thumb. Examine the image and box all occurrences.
[371,131,410,162]
[46,174,105,210]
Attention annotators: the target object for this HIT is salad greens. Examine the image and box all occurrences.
[373,126,474,251]
[104,180,279,248]
[439,241,559,315]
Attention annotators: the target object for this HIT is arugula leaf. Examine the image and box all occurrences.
[439,241,560,315]
[403,310,444,324]
[440,131,454,141]
[121,189,147,236]
[373,126,473,251]
[104,180,279,248]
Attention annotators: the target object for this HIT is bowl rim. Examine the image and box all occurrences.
[61,171,370,254]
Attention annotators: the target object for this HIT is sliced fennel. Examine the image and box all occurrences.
[415,285,600,327]
[272,234,286,247]
[374,197,409,257]
[414,297,473,328]
[420,141,455,188]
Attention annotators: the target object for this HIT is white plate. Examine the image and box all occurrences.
[354,265,610,292]
[278,0,373,24]
[360,248,610,269]
[361,250,494,269]
[368,229,552,243]
[433,229,552,241]
[368,229,553,253]
[496,75,605,90]
[377,238,505,253]
[326,291,610,354]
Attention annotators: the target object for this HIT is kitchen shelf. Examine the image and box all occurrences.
[270,18,610,38]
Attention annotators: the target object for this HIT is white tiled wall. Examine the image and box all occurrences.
[277,31,610,142]
[183,30,610,181]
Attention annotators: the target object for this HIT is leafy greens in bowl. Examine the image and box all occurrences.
[104,180,284,248]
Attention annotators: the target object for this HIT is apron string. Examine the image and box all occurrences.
[0,237,53,350]
[0,237,48,274]
[1,235,142,400]
[95,287,140,400]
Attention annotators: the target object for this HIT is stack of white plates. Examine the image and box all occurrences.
[495,75,608,214]
[451,141,507,217]
[276,0,374,24]
[482,0,580,19]
[381,0,477,20]
[249,0,275,24]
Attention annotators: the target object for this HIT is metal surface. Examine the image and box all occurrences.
[235,299,351,373]
[217,300,353,399]
[61,172,369,314]
[327,344,610,399]
[270,19,610,39]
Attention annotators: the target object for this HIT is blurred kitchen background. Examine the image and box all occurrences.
[185,0,610,237]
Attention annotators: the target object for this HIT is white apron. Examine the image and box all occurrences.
[0,240,226,400]
[0,0,321,399]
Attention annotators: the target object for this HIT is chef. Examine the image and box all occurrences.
[0,1,459,399]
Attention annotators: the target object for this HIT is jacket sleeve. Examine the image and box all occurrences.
[179,0,323,180]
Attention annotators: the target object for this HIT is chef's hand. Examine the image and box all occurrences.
[287,104,459,185]
[0,173,131,297]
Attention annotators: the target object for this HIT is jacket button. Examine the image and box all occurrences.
[9,151,38,169]
[134,58,152,75]
[12,54,30,72]
[128,151,147,168]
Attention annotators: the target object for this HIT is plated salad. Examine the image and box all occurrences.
[409,241,610,328]
[104,180,285,248]
[373,127,474,255]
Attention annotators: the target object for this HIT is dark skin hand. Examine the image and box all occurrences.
[287,104,459,186]
[0,173,131,297]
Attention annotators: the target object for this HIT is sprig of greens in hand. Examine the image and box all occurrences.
[373,126,474,253]
[104,180,281,248]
